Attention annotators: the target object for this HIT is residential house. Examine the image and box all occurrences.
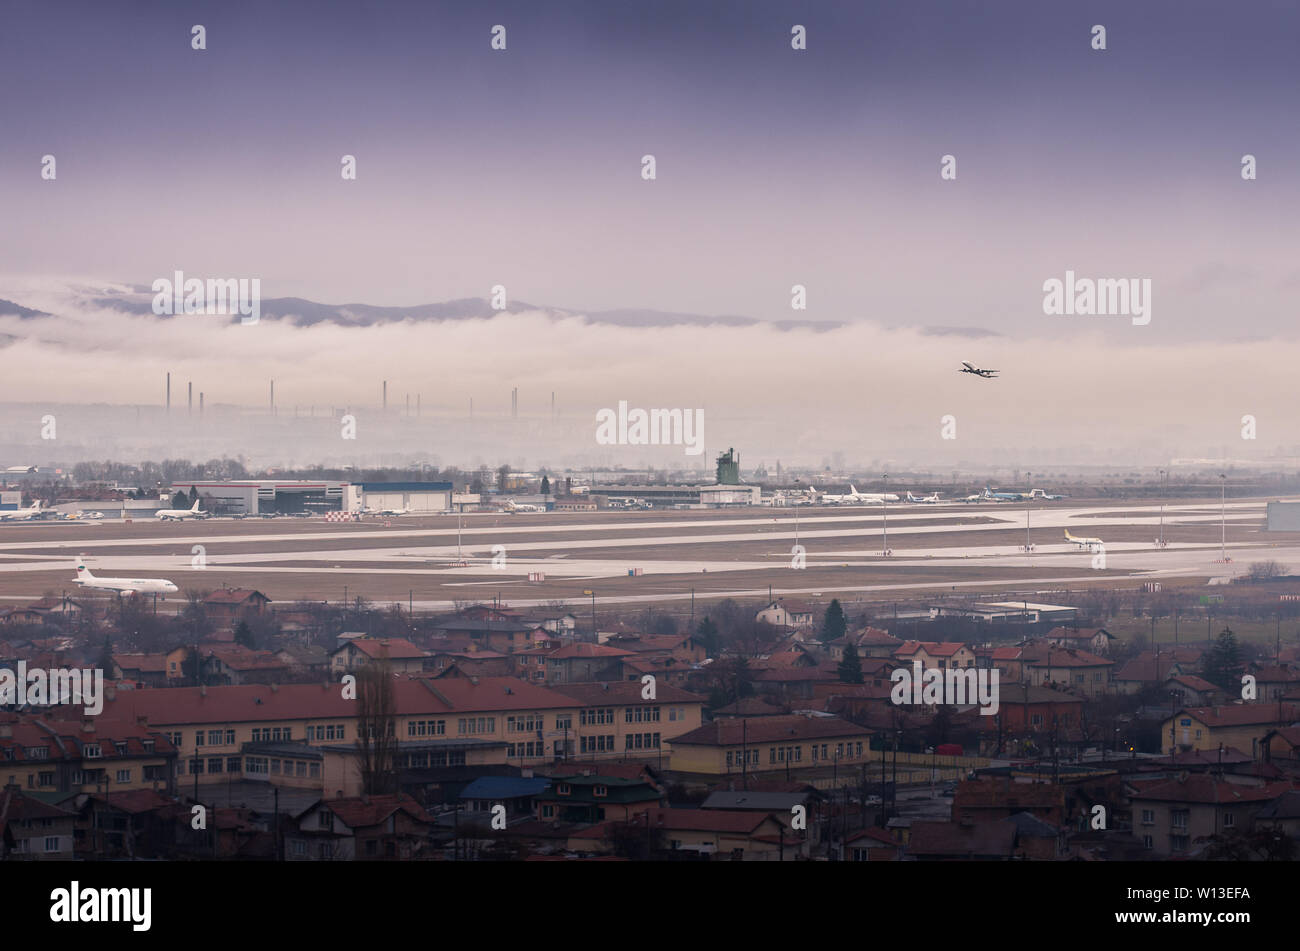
[755,599,816,630]
[1127,775,1291,856]
[287,793,435,861]
[329,637,428,675]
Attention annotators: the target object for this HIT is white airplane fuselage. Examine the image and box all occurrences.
[75,566,177,595]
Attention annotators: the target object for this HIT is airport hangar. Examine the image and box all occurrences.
[1267,502,1300,531]
[168,480,453,515]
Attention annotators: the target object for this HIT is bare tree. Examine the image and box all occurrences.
[355,658,399,796]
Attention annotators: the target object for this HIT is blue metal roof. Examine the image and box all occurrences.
[459,776,552,800]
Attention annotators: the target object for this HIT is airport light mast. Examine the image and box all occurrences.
[881,474,888,556]
[1219,474,1227,562]
[1158,468,1166,547]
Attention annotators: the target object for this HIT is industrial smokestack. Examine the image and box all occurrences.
[188,381,192,414]
[270,379,275,415]
[199,392,204,414]
[383,380,387,411]
[166,372,170,413]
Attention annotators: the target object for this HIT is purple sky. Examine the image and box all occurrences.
[1,1,1297,467]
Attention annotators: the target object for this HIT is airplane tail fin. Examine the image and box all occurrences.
[191,499,202,512]
[849,485,858,495]
[75,558,93,578]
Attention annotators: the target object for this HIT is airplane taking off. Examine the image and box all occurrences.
[73,560,178,596]
[504,500,541,513]
[0,500,44,521]
[821,484,900,504]
[156,499,208,521]
[959,362,998,379]
[1064,529,1104,550]
[906,492,941,503]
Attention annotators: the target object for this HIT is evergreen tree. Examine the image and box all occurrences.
[837,641,864,684]
[695,617,720,656]
[540,475,551,495]
[96,634,113,672]
[188,485,200,503]
[171,490,189,509]
[234,619,256,649]
[1202,627,1243,691]
[822,599,847,642]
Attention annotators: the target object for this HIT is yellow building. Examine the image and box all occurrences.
[667,714,873,778]
[1161,704,1300,755]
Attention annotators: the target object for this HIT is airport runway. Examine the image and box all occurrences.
[0,498,1292,611]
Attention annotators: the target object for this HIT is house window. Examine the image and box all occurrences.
[116,769,130,783]
[557,784,571,796]
[44,836,59,853]
[1224,812,1235,827]
[208,758,223,774]
[208,730,224,745]
[83,744,101,759]
[594,785,608,797]
[1141,809,1154,825]
[227,757,241,772]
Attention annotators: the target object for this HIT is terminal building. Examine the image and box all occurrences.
[593,448,759,508]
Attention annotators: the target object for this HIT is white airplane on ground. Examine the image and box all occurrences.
[365,507,409,516]
[504,500,541,514]
[0,500,45,521]
[1064,529,1104,550]
[906,492,942,504]
[73,560,178,596]
[156,499,208,521]
[821,484,900,504]
[1027,489,1065,500]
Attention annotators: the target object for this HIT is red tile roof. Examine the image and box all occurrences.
[336,638,427,660]
[894,641,970,658]
[670,715,868,746]
[1174,704,1300,727]
[314,793,432,828]
[554,681,705,705]
[1128,776,1292,805]
[203,589,270,604]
